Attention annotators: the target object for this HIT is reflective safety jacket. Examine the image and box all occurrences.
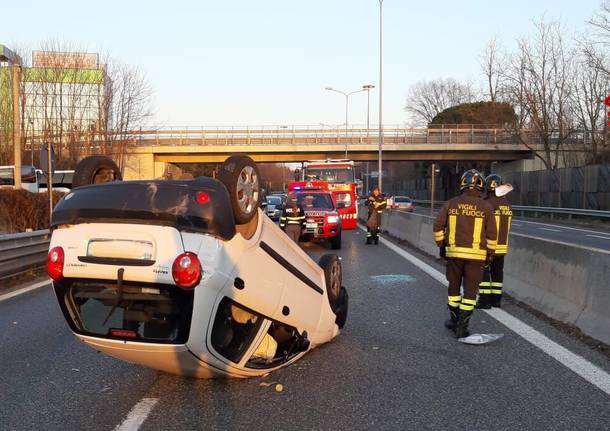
[367,194,387,216]
[433,189,497,261]
[485,194,513,255]
[279,205,306,229]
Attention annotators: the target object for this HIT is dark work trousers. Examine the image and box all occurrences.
[482,255,505,296]
[366,212,382,238]
[284,225,301,243]
[446,258,484,303]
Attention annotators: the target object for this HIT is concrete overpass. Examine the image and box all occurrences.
[117,126,534,179]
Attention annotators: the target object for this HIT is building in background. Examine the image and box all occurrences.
[0,44,110,165]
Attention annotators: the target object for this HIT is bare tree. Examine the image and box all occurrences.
[404,78,477,125]
[503,19,578,169]
[101,60,153,169]
[479,36,506,102]
[572,46,610,162]
[583,1,610,77]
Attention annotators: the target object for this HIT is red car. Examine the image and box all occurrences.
[291,186,342,250]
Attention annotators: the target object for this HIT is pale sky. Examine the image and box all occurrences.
[3,0,601,127]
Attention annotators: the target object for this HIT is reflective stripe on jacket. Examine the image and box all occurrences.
[485,194,512,255]
[432,189,497,261]
[279,206,305,228]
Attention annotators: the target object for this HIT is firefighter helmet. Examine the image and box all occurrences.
[460,169,485,192]
[485,174,503,193]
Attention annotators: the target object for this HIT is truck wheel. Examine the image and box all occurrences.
[318,254,341,307]
[219,155,261,224]
[330,232,342,250]
[72,156,122,188]
[334,287,348,329]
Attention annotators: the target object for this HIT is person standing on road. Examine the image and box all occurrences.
[477,174,513,309]
[366,187,387,245]
[279,194,306,243]
[433,169,497,338]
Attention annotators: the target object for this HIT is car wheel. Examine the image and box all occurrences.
[72,156,122,188]
[218,155,261,225]
[330,232,342,250]
[318,254,341,307]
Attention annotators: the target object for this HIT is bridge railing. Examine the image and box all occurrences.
[114,125,525,147]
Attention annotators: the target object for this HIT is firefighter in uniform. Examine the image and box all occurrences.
[477,174,513,309]
[433,169,497,338]
[366,187,387,245]
[279,195,306,243]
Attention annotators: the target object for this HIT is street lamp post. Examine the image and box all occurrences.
[363,84,375,194]
[378,0,384,192]
[325,87,366,158]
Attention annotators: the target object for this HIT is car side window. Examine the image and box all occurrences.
[211,298,264,364]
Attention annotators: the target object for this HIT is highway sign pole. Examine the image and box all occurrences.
[430,163,436,217]
[12,65,22,189]
[378,0,384,192]
[604,95,610,146]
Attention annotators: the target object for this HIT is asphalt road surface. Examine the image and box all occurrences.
[1,230,609,430]
[410,207,610,251]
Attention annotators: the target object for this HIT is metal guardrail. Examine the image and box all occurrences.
[0,230,50,279]
[410,199,610,219]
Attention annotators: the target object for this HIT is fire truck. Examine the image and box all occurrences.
[287,181,343,249]
[300,160,359,230]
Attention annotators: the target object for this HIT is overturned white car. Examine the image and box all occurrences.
[47,155,348,378]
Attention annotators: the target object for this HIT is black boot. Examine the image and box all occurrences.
[366,236,372,245]
[476,293,491,309]
[444,305,459,332]
[490,293,502,308]
[455,310,472,339]
[374,236,379,245]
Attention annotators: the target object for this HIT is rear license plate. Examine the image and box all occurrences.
[87,239,154,260]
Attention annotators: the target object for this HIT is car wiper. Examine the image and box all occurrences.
[102,268,125,326]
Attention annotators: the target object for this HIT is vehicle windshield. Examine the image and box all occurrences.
[394,197,411,203]
[304,166,354,183]
[0,166,37,185]
[266,196,282,205]
[297,193,334,210]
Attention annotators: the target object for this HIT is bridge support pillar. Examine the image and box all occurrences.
[122,152,169,180]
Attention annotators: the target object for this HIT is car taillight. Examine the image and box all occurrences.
[47,246,64,281]
[195,191,209,204]
[172,252,201,289]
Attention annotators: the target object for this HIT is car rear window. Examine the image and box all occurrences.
[54,279,194,344]
[394,197,411,203]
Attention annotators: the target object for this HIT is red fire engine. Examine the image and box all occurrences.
[299,160,359,230]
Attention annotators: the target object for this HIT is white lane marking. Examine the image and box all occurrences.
[517,219,610,236]
[486,308,610,395]
[0,279,50,303]
[114,398,159,431]
[538,227,561,232]
[586,234,610,240]
[359,225,610,396]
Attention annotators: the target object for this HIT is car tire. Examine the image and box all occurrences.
[218,155,261,225]
[318,254,341,308]
[330,232,342,250]
[72,156,122,188]
[334,287,348,329]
